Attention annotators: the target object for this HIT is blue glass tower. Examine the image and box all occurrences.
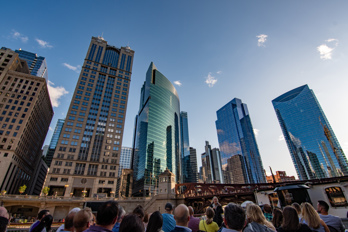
[272,85,348,180]
[180,111,192,183]
[216,98,266,183]
[15,49,48,80]
[46,119,65,167]
[132,62,181,196]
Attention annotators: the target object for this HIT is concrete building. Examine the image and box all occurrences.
[45,37,134,197]
[201,141,223,183]
[266,171,296,183]
[189,147,198,183]
[0,47,53,194]
[226,155,246,184]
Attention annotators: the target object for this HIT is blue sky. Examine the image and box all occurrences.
[2,1,348,178]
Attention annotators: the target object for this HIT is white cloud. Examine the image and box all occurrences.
[257,34,268,47]
[47,81,69,107]
[205,72,217,87]
[63,63,81,73]
[173,81,182,86]
[253,129,260,138]
[36,39,53,48]
[278,135,285,141]
[216,71,222,74]
[317,39,338,60]
[11,30,28,43]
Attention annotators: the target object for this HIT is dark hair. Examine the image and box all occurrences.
[281,206,300,231]
[97,201,119,226]
[65,212,77,230]
[119,214,144,232]
[318,200,329,212]
[146,211,163,232]
[263,204,272,213]
[133,205,145,220]
[0,217,9,232]
[272,208,283,229]
[38,210,49,220]
[32,215,53,232]
[224,203,245,231]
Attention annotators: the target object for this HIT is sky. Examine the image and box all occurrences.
[2,1,348,178]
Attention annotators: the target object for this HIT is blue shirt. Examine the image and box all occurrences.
[112,222,120,232]
[162,213,176,232]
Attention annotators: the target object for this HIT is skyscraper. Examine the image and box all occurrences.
[272,85,348,180]
[132,62,181,196]
[0,47,53,194]
[45,37,134,197]
[189,147,198,183]
[119,147,132,177]
[201,141,223,183]
[180,111,191,183]
[46,119,65,167]
[216,98,266,184]
[15,49,48,80]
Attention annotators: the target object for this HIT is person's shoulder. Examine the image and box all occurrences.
[299,223,312,232]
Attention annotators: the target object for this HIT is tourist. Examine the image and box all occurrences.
[112,206,126,232]
[73,208,94,232]
[85,201,119,232]
[243,204,275,232]
[222,203,245,232]
[119,214,144,232]
[277,206,311,232]
[300,202,329,232]
[162,203,176,232]
[57,208,81,232]
[199,207,219,232]
[187,206,200,232]
[271,208,283,230]
[0,207,9,232]
[170,204,191,232]
[210,197,223,227]
[32,215,53,232]
[317,200,345,232]
[144,212,149,229]
[146,211,163,232]
[262,204,272,222]
[30,210,50,232]
[134,205,145,221]
[291,203,302,219]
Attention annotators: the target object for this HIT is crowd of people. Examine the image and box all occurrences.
[0,198,345,232]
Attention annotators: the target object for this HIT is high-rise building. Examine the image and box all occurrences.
[132,62,181,196]
[46,119,65,167]
[216,98,266,184]
[189,147,198,183]
[180,111,192,183]
[45,37,134,197]
[272,85,348,180]
[0,47,53,194]
[201,141,223,183]
[15,49,48,80]
[118,147,132,177]
[226,155,246,184]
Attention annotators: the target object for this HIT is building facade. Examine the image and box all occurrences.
[132,62,181,196]
[180,111,192,183]
[272,85,348,180]
[216,98,266,184]
[189,147,198,183]
[266,171,296,183]
[46,119,65,167]
[15,49,48,80]
[45,37,134,197]
[118,147,132,177]
[201,141,223,183]
[0,47,53,194]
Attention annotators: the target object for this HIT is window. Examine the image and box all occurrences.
[325,187,348,207]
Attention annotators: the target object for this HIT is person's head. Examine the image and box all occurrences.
[205,207,215,224]
[133,205,145,220]
[65,211,78,231]
[188,206,194,216]
[301,202,321,229]
[165,203,173,213]
[173,204,190,227]
[73,208,94,232]
[223,203,245,231]
[119,214,144,232]
[272,208,283,229]
[117,206,126,223]
[246,204,267,224]
[97,201,118,228]
[281,206,300,231]
[263,204,272,214]
[37,210,50,220]
[212,196,218,205]
[317,200,329,214]
[32,215,53,232]
[291,203,301,215]
[0,207,9,232]
[146,211,163,232]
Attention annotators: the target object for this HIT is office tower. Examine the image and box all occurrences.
[226,155,246,184]
[15,49,48,80]
[132,62,181,196]
[0,47,53,194]
[28,155,48,195]
[46,119,65,167]
[180,111,191,183]
[216,98,266,184]
[118,147,132,176]
[201,141,223,183]
[189,147,198,182]
[45,37,134,197]
[42,145,49,157]
[272,85,348,180]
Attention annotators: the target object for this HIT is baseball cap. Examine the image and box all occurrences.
[165,203,173,211]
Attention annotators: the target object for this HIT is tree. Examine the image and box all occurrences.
[42,187,50,196]
[19,185,27,194]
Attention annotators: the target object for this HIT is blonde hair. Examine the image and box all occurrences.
[246,204,275,231]
[205,207,215,225]
[301,202,320,229]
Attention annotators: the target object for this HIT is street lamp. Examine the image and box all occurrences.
[64,185,69,197]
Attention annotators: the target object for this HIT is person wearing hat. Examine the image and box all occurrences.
[162,203,176,232]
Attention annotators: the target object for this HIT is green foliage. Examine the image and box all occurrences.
[18,185,27,194]
[42,187,50,195]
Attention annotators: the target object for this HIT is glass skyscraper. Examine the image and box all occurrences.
[15,49,48,80]
[132,62,181,196]
[216,98,266,184]
[180,111,191,183]
[119,147,132,177]
[46,119,65,167]
[272,85,348,180]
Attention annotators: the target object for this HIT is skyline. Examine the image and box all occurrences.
[2,1,348,178]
